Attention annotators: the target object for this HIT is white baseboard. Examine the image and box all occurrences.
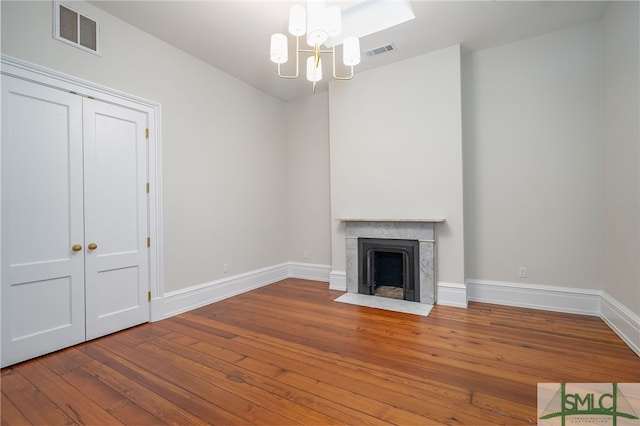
[600,292,640,357]
[288,262,331,282]
[151,263,289,321]
[151,266,639,357]
[467,278,640,357]
[329,271,347,291]
[467,279,601,316]
[437,281,468,308]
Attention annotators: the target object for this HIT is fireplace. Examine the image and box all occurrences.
[341,218,443,305]
[358,238,419,301]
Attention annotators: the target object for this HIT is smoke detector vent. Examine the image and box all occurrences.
[366,43,396,57]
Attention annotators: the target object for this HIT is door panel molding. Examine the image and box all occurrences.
[1,76,86,366]
[1,55,163,366]
[1,53,163,307]
[83,98,150,340]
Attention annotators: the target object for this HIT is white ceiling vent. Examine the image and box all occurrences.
[366,44,396,57]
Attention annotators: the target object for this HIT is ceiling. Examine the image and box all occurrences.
[90,0,609,102]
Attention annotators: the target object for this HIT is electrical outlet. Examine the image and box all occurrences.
[303,250,309,260]
[518,267,527,278]
[223,263,229,273]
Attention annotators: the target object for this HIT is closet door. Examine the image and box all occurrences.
[83,99,149,340]
[1,76,86,367]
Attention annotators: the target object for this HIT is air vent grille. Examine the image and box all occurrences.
[366,44,396,57]
[53,1,100,55]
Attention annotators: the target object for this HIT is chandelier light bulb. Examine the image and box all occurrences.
[343,36,361,66]
[306,0,328,46]
[288,4,306,36]
[270,33,288,64]
[325,6,342,37]
[306,56,323,82]
[307,29,328,47]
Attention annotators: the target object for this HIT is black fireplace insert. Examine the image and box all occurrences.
[357,238,420,302]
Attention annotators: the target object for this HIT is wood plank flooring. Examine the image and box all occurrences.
[2,278,639,425]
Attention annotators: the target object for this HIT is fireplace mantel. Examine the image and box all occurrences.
[338,218,446,223]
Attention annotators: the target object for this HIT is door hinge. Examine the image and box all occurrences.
[148,291,151,302]
[147,237,151,247]
[146,182,150,193]
[145,128,149,139]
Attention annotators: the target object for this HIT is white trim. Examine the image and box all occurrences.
[0,55,157,109]
[288,262,331,282]
[152,263,289,321]
[329,270,347,291]
[437,281,468,308]
[600,292,640,357]
[466,278,601,316]
[1,54,164,324]
[148,107,164,305]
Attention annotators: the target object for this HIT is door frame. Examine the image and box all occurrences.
[0,54,164,322]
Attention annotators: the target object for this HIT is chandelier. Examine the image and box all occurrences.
[269,0,361,92]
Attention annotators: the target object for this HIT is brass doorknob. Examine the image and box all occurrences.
[88,243,98,250]
[72,244,82,252]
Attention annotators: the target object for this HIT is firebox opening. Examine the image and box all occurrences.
[373,251,404,299]
[358,238,419,302]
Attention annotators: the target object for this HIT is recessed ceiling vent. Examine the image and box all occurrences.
[366,43,396,57]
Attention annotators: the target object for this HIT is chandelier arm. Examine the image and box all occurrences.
[332,43,354,80]
[277,36,300,79]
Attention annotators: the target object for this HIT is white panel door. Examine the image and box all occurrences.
[83,99,149,340]
[1,76,86,367]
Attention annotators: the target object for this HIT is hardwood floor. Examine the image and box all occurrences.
[2,278,639,425]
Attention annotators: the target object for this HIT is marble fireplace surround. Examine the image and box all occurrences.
[341,218,445,305]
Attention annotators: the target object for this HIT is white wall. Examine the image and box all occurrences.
[4,1,637,321]
[463,22,603,290]
[602,1,640,315]
[285,93,332,266]
[1,1,288,293]
[328,45,465,287]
